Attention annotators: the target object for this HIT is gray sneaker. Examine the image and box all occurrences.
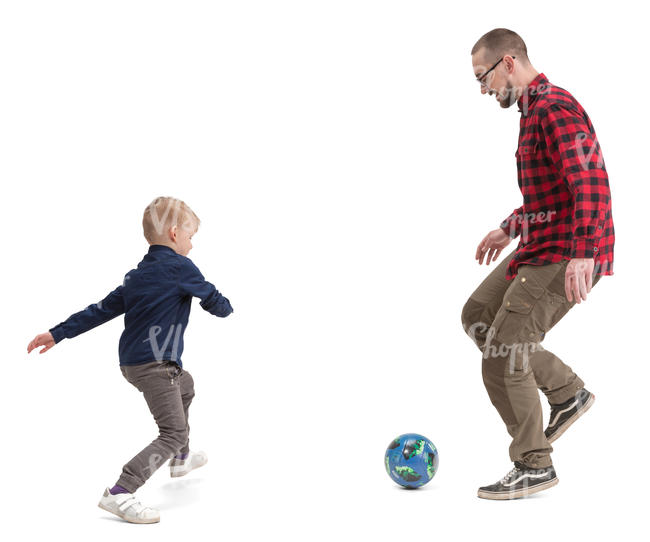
[545,388,595,444]
[477,461,558,500]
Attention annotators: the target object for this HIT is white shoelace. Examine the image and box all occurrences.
[500,466,520,485]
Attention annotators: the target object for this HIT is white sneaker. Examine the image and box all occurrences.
[169,450,208,478]
[98,487,160,524]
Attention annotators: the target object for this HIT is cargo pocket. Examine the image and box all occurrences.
[494,274,546,345]
[538,290,572,338]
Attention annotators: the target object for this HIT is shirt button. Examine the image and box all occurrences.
[506,301,511,307]
[521,277,527,283]
[593,247,598,253]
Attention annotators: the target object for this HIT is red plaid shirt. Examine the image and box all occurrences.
[499,72,615,280]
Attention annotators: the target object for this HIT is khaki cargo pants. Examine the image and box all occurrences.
[461,248,601,469]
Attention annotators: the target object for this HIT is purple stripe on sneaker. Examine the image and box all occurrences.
[174,453,189,460]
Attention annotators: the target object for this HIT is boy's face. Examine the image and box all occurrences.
[171,220,197,257]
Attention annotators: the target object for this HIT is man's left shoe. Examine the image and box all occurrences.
[169,450,208,478]
[477,461,558,500]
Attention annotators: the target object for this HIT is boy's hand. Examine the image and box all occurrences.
[27,332,56,354]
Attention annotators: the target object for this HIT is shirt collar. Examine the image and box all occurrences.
[517,72,550,114]
[148,244,178,255]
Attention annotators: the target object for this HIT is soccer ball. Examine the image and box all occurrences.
[385,433,439,488]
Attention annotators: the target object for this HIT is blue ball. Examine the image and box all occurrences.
[384,433,439,488]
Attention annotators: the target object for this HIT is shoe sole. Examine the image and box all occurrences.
[170,458,208,478]
[546,393,595,444]
[98,502,160,524]
[477,477,559,500]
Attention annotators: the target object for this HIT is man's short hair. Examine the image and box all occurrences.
[471,28,529,64]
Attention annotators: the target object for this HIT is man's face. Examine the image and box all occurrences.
[472,51,517,109]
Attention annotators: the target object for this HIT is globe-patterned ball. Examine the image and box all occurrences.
[384,433,439,488]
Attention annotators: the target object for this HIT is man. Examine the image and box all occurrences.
[462,28,614,500]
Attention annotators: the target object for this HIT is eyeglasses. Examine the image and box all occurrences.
[476,56,515,87]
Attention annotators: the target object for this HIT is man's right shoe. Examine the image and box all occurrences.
[545,388,595,444]
[98,487,160,524]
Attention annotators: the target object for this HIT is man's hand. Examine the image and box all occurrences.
[27,332,56,354]
[476,228,512,265]
[565,258,595,304]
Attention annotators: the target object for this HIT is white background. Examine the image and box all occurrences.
[3,0,647,540]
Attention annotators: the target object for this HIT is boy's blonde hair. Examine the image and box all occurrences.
[142,196,201,244]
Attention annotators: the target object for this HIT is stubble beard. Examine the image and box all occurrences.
[498,80,518,109]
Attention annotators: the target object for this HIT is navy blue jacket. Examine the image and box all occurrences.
[49,244,233,367]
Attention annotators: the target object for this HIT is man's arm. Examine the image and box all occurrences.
[178,259,233,317]
[499,206,525,239]
[540,102,610,259]
[49,285,126,343]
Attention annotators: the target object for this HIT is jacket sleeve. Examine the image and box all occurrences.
[540,103,611,259]
[499,206,524,239]
[178,259,234,317]
[49,285,125,343]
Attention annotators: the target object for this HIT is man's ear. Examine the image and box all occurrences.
[504,54,516,73]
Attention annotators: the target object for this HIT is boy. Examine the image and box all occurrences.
[26,196,233,523]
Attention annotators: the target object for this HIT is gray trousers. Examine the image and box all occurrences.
[461,248,601,469]
[116,360,195,493]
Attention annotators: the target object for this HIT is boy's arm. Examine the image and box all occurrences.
[48,285,126,344]
[178,259,233,317]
